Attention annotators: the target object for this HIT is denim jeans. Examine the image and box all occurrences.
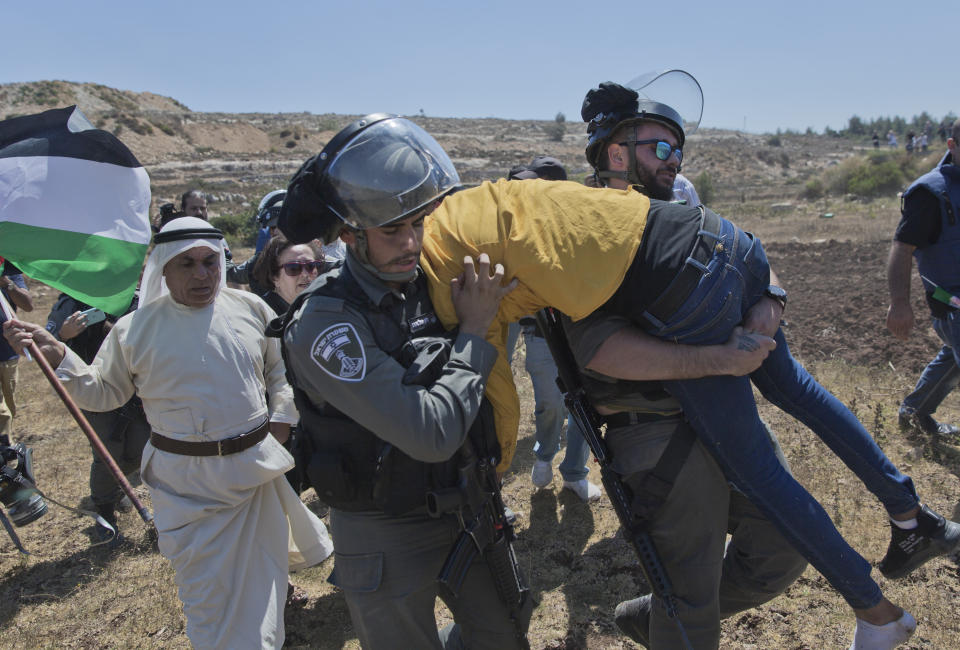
[901,316,960,417]
[641,216,919,610]
[507,323,590,482]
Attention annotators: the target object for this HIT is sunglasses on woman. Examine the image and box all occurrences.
[621,138,683,165]
[281,261,324,276]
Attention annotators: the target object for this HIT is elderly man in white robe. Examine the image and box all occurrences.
[4,216,334,650]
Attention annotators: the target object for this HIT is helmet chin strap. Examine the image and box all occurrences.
[349,232,418,284]
[596,138,648,190]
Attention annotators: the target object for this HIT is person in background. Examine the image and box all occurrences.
[0,259,33,446]
[505,156,601,502]
[887,119,960,438]
[45,292,147,543]
[252,236,324,316]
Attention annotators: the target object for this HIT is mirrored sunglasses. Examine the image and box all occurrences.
[281,261,324,276]
[623,138,683,165]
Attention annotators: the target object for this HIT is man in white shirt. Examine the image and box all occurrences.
[4,217,333,650]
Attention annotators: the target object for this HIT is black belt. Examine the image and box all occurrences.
[601,410,679,429]
[644,208,722,326]
[150,421,269,456]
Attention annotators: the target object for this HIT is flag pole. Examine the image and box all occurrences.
[0,293,153,525]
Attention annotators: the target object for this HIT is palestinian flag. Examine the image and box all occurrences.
[0,106,151,315]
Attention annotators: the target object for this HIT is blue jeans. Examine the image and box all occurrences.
[642,216,919,610]
[901,316,960,417]
[507,323,590,482]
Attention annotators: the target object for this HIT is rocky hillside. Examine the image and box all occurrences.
[2,80,865,215]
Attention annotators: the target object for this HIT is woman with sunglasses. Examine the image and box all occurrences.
[253,236,326,316]
[251,234,328,608]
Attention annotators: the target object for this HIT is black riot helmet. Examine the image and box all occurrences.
[279,114,461,245]
[583,70,702,187]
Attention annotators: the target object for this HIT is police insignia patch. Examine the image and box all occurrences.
[311,323,367,381]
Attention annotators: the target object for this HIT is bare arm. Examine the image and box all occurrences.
[0,275,34,312]
[3,318,66,366]
[886,240,917,340]
[586,325,775,380]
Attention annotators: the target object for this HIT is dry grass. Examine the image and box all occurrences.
[3,209,960,649]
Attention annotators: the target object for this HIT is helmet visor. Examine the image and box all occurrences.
[625,69,703,136]
[324,118,461,229]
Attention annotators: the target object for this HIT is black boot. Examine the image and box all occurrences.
[614,594,652,647]
[898,409,960,437]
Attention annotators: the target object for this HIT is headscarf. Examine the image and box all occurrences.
[140,217,227,308]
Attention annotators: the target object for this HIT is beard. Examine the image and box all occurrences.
[634,163,675,201]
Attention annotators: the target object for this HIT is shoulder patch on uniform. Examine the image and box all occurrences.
[306,295,346,313]
[311,322,367,381]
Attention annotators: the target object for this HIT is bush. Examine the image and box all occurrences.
[823,151,913,198]
[847,158,905,197]
[210,211,258,247]
[545,111,566,142]
[694,171,715,205]
[801,178,824,200]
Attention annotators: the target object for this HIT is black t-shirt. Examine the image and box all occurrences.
[603,199,703,322]
[894,186,951,317]
[894,187,942,248]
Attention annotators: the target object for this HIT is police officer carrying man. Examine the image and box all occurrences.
[557,77,808,648]
[277,115,531,649]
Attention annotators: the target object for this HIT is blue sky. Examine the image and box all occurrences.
[3,0,957,134]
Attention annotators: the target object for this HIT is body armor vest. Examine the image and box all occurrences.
[277,265,492,515]
[906,154,960,295]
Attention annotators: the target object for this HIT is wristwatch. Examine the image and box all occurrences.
[764,285,787,310]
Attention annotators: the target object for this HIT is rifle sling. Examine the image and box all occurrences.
[621,419,697,522]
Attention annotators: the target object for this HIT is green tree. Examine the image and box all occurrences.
[847,115,866,135]
[546,111,566,142]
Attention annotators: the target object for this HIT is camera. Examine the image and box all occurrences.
[156,203,185,230]
[0,443,48,526]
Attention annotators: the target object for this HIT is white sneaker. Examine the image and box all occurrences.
[531,460,554,488]
[562,479,602,503]
[849,611,917,650]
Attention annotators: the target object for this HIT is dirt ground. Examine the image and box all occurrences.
[767,239,942,377]
[1,82,959,648]
[4,235,959,649]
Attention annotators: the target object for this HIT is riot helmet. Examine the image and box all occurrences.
[583,70,702,188]
[279,114,460,246]
[256,189,286,228]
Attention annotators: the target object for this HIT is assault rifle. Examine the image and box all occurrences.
[535,308,693,649]
[427,407,532,650]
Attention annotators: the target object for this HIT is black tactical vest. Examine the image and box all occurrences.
[275,265,496,515]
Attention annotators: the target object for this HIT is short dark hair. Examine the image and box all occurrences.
[952,119,960,144]
[180,189,206,210]
[252,235,322,290]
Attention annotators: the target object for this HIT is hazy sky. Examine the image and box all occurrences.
[3,0,956,134]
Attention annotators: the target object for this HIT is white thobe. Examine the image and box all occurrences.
[56,288,333,650]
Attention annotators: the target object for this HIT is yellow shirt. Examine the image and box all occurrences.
[420,178,650,469]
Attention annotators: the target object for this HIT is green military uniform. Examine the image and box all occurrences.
[563,310,807,649]
[283,251,529,649]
